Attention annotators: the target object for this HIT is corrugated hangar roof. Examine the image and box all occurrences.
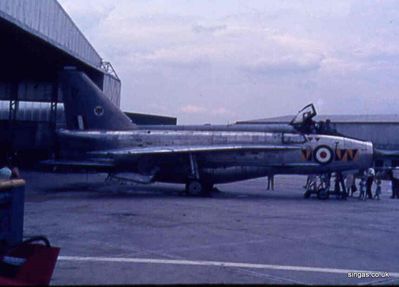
[0,0,102,70]
[238,114,399,124]
[0,0,121,106]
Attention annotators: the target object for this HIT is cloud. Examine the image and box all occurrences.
[141,46,213,69]
[192,24,227,34]
[319,57,364,75]
[180,105,206,114]
[244,55,323,76]
[211,107,233,116]
[58,0,399,123]
[59,0,116,31]
[116,23,327,76]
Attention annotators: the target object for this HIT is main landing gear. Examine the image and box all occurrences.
[185,154,213,196]
[185,180,214,196]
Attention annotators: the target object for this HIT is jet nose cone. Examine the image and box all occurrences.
[360,141,374,169]
[344,138,373,170]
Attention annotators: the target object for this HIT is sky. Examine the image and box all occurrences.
[58,0,399,124]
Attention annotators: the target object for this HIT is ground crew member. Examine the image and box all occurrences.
[359,172,367,200]
[388,169,399,199]
[366,168,375,199]
[374,178,382,200]
[346,173,358,197]
[391,171,399,199]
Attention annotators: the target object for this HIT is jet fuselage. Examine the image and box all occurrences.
[58,128,373,184]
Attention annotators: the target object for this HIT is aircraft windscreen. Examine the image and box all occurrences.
[290,104,317,126]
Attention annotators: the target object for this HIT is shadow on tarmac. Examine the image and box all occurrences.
[22,170,353,203]
[35,180,350,203]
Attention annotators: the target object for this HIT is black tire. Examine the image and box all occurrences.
[186,180,203,196]
[317,188,330,200]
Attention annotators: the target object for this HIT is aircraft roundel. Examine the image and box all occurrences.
[314,145,333,164]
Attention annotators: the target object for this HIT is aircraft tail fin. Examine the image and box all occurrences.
[59,68,135,131]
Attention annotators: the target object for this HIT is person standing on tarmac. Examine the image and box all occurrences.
[374,177,382,200]
[390,169,399,199]
[366,168,375,199]
[359,171,367,200]
[345,174,355,196]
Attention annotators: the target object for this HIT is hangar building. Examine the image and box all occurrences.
[0,0,121,160]
[0,0,176,163]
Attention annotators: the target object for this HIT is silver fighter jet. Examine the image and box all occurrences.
[46,69,374,195]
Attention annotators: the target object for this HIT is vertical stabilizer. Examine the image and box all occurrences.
[60,69,135,130]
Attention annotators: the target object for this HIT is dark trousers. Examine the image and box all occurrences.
[392,182,399,198]
[392,179,399,198]
[366,178,373,199]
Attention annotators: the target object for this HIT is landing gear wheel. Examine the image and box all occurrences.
[317,188,329,200]
[186,180,203,196]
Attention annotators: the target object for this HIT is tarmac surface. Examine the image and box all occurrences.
[22,170,399,285]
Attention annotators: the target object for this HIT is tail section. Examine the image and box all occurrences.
[59,68,135,131]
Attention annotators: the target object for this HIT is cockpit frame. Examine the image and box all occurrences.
[289,104,339,135]
[289,104,317,127]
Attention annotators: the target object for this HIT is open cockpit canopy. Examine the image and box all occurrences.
[289,104,317,127]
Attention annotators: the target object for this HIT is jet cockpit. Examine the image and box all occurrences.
[290,104,338,135]
[290,104,317,133]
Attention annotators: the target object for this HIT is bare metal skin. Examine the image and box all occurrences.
[46,70,374,194]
